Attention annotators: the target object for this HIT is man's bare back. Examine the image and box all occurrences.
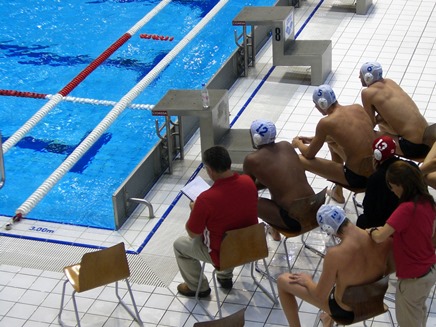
[361,78,428,144]
[328,225,392,310]
[243,141,314,210]
[300,103,375,176]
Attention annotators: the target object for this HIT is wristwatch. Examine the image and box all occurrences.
[369,227,379,236]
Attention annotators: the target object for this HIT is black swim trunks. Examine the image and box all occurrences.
[398,137,430,158]
[328,287,354,324]
[279,207,301,231]
[343,166,368,189]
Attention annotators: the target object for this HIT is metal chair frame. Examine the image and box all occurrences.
[58,242,143,327]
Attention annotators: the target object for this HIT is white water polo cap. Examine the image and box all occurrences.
[317,204,346,236]
[312,85,337,112]
[250,120,276,147]
[360,62,383,86]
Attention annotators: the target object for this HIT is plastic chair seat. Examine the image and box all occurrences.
[58,242,143,327]
[194,223,277,319]
[313,275,395,326]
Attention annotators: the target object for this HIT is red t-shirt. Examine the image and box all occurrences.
[186,173,258,267]
[387,200,436,279]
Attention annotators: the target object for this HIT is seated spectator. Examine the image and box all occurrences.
[243,120,315,241]
[292,84,375,203]
[359,61,429,158]
[277,204,392,327]
[356,136,417,229]
[367,161,436,327]
[173,146,258,296]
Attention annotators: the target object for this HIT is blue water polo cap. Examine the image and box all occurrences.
[360,62,383,86]
[316,204,346,235]
[250,120,276,146]
[312,85,337,112]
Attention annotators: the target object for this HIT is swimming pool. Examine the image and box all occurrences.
[0,0,276,229]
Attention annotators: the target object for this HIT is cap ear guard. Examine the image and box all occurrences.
[364,72,374,86]
[374,148,382,161]
[321,224,335,236]
[318,98,329,111]
[252,133,262,146]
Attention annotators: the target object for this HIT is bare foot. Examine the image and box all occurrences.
[320,312,334,327]
[268,226,281,241]
[327,185,345,204]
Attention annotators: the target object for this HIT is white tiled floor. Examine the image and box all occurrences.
[1,0,436,326]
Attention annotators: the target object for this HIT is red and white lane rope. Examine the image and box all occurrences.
[2,0,171,154]
[15,0,229,220]
[0,89,154,110]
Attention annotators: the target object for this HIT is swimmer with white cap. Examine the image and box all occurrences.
[359,61,429,158]
[244,119,315,241]
[276,202,393,327]
[292,83,375,203]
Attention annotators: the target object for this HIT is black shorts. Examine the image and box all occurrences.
[328,287,354,324]
[398,137,430,158]
[343,166,368,189]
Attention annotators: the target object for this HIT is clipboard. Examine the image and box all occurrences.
[181,176,210,201]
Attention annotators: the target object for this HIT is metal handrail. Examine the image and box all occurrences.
[128,198,155,218]
[0,131,5,189]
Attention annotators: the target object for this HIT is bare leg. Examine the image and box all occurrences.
[277,274,302,327]
[327,143,346,203]
[277,273,329,327]
[320,312,334,327]
[268,226,281,241]
[327,185,345,204]
[298,155,349,186]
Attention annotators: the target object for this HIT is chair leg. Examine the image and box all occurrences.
[251,259,278,304]
[301,233,325,258]
[58,279,69,327]
[313,308,322,327]
[386,307,395,326]
[71,291,81,327]
[195,262,214,320]
[116,280,144,326]
[212,269,222,319]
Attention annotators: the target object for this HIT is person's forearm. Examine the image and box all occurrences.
[367,225,391,243]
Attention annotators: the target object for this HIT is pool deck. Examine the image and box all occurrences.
[1,0,436,326]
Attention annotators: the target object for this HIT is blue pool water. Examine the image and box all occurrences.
[0,0,275,229]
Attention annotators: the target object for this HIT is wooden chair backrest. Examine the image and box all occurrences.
[338,275,389,324]
[193,308,245,327]
[218,223,268,271]
[283,187,327,234]
[78,242,130,292]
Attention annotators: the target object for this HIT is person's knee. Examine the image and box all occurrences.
[277,273,290,292]
[173,235,187,254]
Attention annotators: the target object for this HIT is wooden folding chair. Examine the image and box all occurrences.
[313,275,395,326]
[193,308,245,327]
[271,188,327,271]
[195,223,277,319]
[58,242,143,327]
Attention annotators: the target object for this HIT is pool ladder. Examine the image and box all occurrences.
[0,131,5,189]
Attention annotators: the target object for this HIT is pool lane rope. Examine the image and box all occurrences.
[0,89,155,110]
[2,0,172,155]
[15,0,229,219]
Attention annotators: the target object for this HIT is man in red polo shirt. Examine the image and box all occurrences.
[174,146,258,297]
